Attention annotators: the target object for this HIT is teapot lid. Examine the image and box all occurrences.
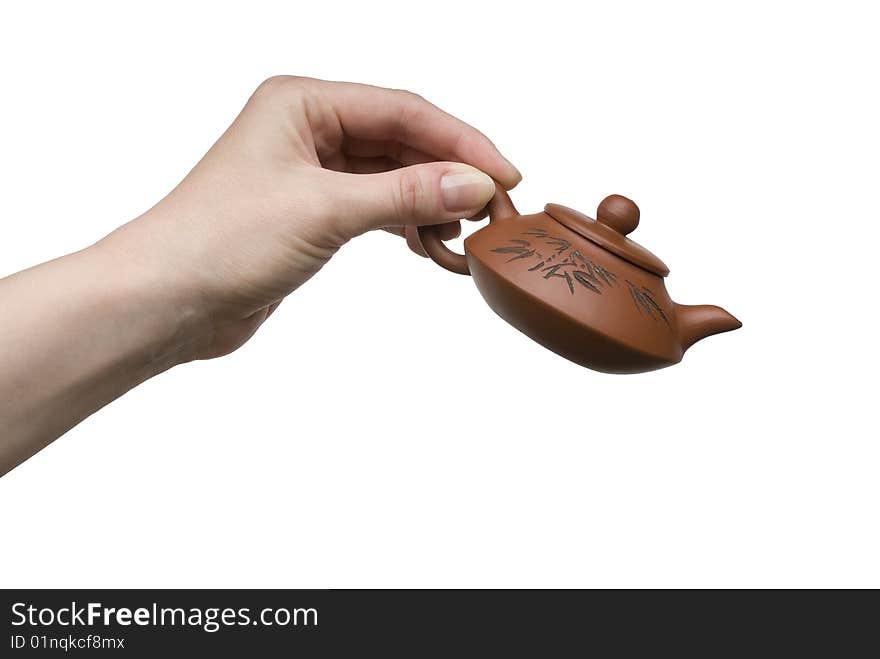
[544,195,670,277]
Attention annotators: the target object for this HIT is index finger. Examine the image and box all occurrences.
[317,80,522,189]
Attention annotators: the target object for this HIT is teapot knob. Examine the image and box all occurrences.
[597,194,640,236]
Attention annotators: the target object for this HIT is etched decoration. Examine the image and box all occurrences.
[490,228,618,296]
[490,227,670,329]
[626,281,671,327]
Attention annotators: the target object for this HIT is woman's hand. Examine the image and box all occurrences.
[100,76,521,359]
[0,76,519,473]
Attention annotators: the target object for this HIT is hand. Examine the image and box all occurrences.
[0,76,521,472]
[100,76,521,359]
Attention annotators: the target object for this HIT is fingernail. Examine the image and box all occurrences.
[441,168,495,212]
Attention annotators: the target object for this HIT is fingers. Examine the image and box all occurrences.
[333,147,431,175]
[466,205,490,222]
[437,221,462,240]
[383,221,460,257]
[344,156,401,174]
[331,161,496,237]
[379,226,428,257]
[319,81,521,189]
[383,223,460,240]
[405,225,427,257]
[342,139,435,167]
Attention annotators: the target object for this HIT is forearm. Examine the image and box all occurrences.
[0,240,207,475]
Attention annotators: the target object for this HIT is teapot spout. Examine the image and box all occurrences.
[675,303,742,351]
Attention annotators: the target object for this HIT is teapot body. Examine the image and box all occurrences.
[417,188,741,374]
[464,211,682,373]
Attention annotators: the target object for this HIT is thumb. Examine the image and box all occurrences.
[335,162,496,236]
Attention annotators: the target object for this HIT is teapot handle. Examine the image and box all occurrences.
[415,182,518,276]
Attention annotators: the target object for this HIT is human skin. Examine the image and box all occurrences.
[0,76,520,476]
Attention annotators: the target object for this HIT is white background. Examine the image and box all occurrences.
[1,1,877,588]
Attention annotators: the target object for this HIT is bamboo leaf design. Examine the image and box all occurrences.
[641,287,671,327]
[628,280,666,323]
[507,249,536,262]
[628,282,650,317]
[542,264,563,278]
[490,227,628,301]
[578,266,600,285]
[573,271,602,293]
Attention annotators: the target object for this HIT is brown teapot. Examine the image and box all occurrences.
[415,185,740,374]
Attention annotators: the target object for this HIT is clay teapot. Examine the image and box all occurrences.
[414,186,741,373]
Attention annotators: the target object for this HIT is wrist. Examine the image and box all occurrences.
[0,238,212,463]
[88,230,213,371]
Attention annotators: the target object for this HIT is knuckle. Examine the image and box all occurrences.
[451,129,469,157]
[253,75,307,101]
[394,89,429,117]
[395,171,425,221]
[392,90,429,140]
[255,75,293,94]
[393,88,423,103]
